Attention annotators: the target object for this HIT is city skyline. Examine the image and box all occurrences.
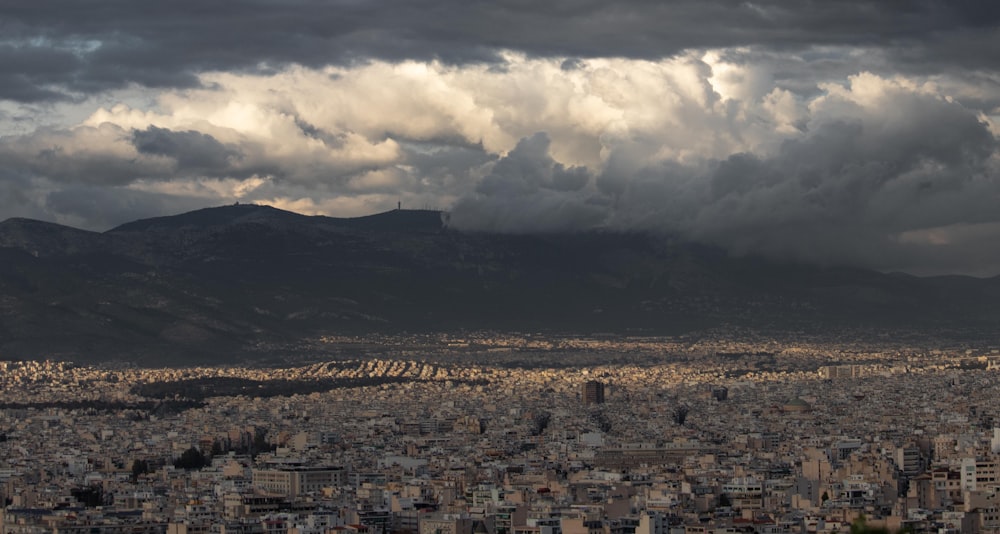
[2,331,1000,532]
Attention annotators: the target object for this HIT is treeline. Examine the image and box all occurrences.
[131,376,489,401]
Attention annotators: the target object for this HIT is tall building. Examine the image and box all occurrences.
[582,380,605,405]
[961,458,1000,492]
[251,466,346,499]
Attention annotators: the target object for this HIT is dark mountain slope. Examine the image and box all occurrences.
[0,204,997,363]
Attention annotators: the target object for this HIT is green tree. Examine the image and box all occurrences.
[251,430,271,458]
[672,404,690,426]
[130,459,149,481]
[174,446,208,470]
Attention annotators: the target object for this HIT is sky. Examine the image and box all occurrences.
[1,1,999,276]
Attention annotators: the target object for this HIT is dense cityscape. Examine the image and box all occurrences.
[3,331,1000,533]
[3,1,999,534]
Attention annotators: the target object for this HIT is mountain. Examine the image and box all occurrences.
[1,204,999,364]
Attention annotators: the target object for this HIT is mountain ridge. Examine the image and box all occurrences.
[106,204,446,235]
[2,204,999,364]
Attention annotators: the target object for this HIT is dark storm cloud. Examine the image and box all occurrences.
[44,185,217,230]
[0,166,216,230]
[398,140,494,193]
[450,133,605,232]
[0,125,159,186]
[0,170,48,221]
[2,0,999,102]
[131,126,241,174]
[449,85,1000,273]
[475,133,592,197]
[613,90,1000,271]
[0,43,82,102]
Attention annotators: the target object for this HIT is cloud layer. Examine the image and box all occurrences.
[2,1,999,103]
[1,2,999,275]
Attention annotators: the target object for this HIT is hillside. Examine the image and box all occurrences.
[1,204,999,364]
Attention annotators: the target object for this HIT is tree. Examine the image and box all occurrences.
[71,486,107,507]
[131,459,150,481]
[531,411,552,436]
[174,447,208,470]
[588,407,612,433]
[250,429,272,458]
[672,404,690,426]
